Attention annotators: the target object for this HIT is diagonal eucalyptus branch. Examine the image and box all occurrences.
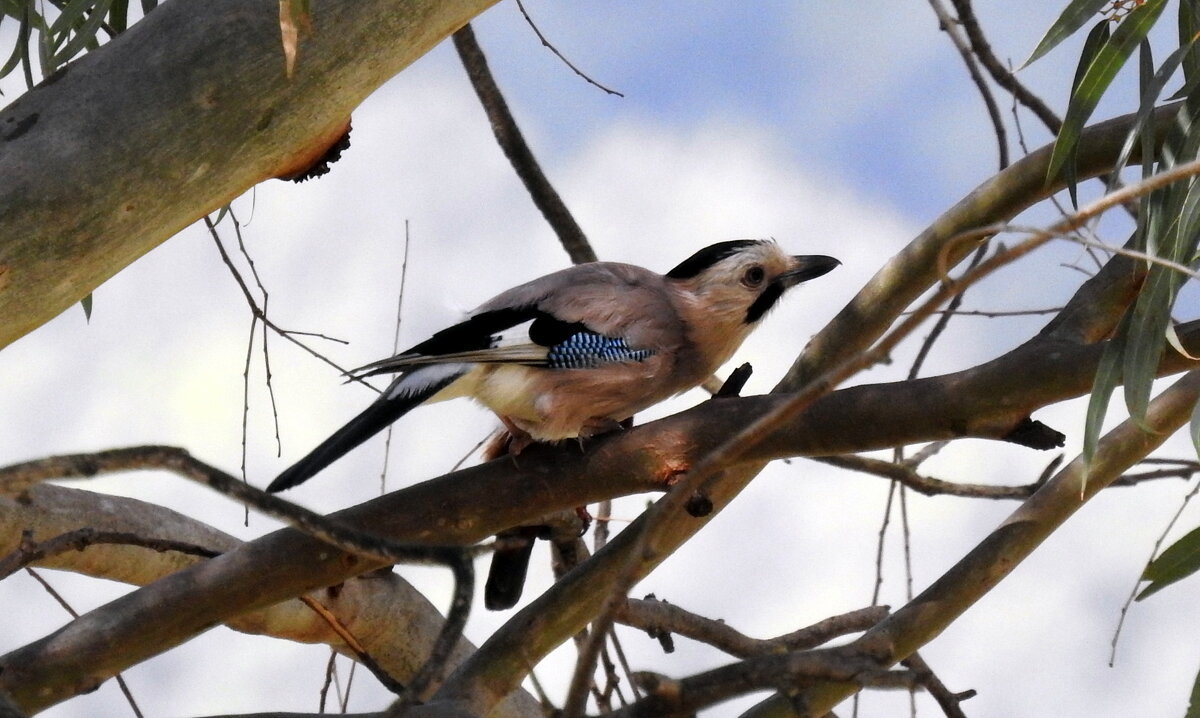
[783,101,1182,392]
[742,369,1200,717]
[546,155,1198,718]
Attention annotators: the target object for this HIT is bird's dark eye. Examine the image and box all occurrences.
[742,265,766,287]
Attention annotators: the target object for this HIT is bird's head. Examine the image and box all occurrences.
[666,239,840,327]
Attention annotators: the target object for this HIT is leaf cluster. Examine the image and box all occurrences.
[0,0,159,91]
[1033,1,1200,705]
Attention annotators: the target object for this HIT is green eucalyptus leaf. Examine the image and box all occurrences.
[1118,75,1200,424]
[1084,310,1131,468]
[36,5,56,78]
[18,1,34,88]
[1121,266,1172,420]
[1166,323,1200,361]
[1108,38,1195,188]
[0,12,24,80]
[1024,0,1112,68]
[1053,19,1112,206]
[53,0,113,66]
[1191,394,1199,458]
[108,0,127,33]
[80,293,92,322]
[1179,0,1200,84]
[1137,524,1200,600]
[47,0,96,51]
[1047,1,1170,197]
[1173,176,1200,264]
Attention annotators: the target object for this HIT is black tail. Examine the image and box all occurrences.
[267,367,464,492]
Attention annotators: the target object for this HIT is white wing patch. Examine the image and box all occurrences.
[386,363,472,401]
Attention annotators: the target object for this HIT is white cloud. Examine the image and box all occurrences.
[4,4,1198,716]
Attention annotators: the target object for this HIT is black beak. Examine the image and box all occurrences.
[782,255,840,286]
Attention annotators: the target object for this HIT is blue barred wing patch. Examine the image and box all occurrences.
[546,332,653,369]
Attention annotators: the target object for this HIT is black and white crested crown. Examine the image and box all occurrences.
[665,240,768,280]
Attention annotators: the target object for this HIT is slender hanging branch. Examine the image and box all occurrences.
[452,23,598,265]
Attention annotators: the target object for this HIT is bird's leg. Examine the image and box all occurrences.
[497,415,535,455]
[578,416,628,438]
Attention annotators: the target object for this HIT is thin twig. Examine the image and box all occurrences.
[525,668,557,716]
[815,454,1195,499]
[0,528,219,580]
[341,660,358,714]
[450,433,491,473]
[229,208,284,455]
[514,0,624,97]
[899,486,914,602]
[1110,472,1200,665]
[298,595,406,694]
[0,446,482,568]
[608,631,641,702]
[319,651,337,713]
[927,0,1009,170]
[618,598,888,660]
[909,306,1063,317]
[24,568,145,718]
[870,481,897,606]
[379,220,412,495]
[910,243,990,380]
[204,216,376,393]
[901,653,974,718]
[240,315,257,525]
[948,0,1062,133]
[563,599,616,718]
[388,553,476,711]
[902,441,950,469]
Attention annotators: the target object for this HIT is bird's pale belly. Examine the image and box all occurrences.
[471,363,671,441]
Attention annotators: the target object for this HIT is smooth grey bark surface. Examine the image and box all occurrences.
[0,484,542,718]
[0,0,499,350]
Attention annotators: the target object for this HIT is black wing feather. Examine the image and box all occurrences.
[267,368,463,492]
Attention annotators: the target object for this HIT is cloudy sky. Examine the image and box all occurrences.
[2,2,1199,717]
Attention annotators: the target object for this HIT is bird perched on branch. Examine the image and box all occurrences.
[267,240,839,493]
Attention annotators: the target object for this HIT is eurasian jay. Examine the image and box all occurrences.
[267,240,839,493]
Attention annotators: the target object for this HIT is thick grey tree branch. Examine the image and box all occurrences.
[0,484,541,718]
[0,0,499,349]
